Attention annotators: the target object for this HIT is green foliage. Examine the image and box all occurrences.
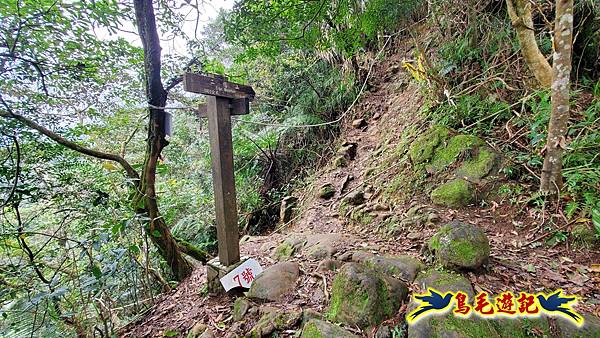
[225,0,422,60]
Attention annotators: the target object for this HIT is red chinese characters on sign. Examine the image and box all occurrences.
[233,268,254,287]
[453,292,471,316]
[474,292,495,316]
[408,287,583,326]
[517,292,539,314]
[495,292,517,315]
[220,258,263,291]
[241,268,254,284]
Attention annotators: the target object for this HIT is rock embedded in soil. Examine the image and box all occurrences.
[429,134,485,173]
[318,183,336,199]
[455,147,499,181]
[408,125,451,165]
[351,251,424,282]
[430,178,475,208]
[352,118,367,129]
[428,221,490,270]
[571,223,598,247]
[344,190,365,206]
[232,297,251,322]
[249,307,302,337]
[333,155,348,168]
[408,316,499,338]
[317,259,343,272]
[279,196,298,224]
[247,262,300,301]
[188,322,208,337]
[408,270,480,338]
[337,141,358,161]
[301,319,360,338]
[327,262,408,328]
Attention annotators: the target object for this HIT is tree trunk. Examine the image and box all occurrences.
[540,0,574,194]
[133,0,193,280]
[506,0,553,87]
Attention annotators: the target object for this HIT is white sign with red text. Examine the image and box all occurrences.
[220,258,263,291]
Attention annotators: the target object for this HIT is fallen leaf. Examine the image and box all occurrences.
[590,264,600,273]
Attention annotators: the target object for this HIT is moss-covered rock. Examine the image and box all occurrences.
[301,319,359,338]
[273,241,296,260]
[428,221,490,270]
[249,307,302,337]
[456,147,498,180]
[349,208,375,225]
[409,126,451,165]
[337,142,358,160]
[429,134,484,172]
[430,179,475,208]
[571,224,598,247]
[557,313,600,338]
[318,184,336,199]
[327,263,408,328]
[333,156,347,168]
[353,252,424,282]
[232,298,251,322]
[492,317,552,338]
[409,316,500,338]
[408,270,479,338]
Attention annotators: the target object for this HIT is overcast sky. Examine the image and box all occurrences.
[97,0,234,56]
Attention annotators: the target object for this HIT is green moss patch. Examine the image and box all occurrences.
[429,134,484,172]
[327,263,407,328]
[409,125,451,164]
[273,242,296,260]
[428,222,490,270]
[430,179,474,208]
[430,316,500,337]
[456,148,497,180]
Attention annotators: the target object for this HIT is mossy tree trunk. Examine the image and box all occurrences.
[506,0,553,87]
[132,0,193,280]
[540,0,574,194]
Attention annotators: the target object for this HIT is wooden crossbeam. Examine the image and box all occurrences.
[183,72,255,100]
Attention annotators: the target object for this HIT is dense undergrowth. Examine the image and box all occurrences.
[0,0,418,336]
[418,0,600,225]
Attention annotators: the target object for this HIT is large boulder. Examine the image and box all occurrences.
[327,263,408,328]
[428,221,490,270]
[247,262,300,301]
[430,179,475,208]
[301,319,359,338]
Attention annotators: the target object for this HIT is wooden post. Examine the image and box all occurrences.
[206,95,240,266]
[183,72,254,272]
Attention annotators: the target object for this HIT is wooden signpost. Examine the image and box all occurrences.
[183,72,255,293]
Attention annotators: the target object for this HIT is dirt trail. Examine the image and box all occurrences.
[120,51,600,337]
